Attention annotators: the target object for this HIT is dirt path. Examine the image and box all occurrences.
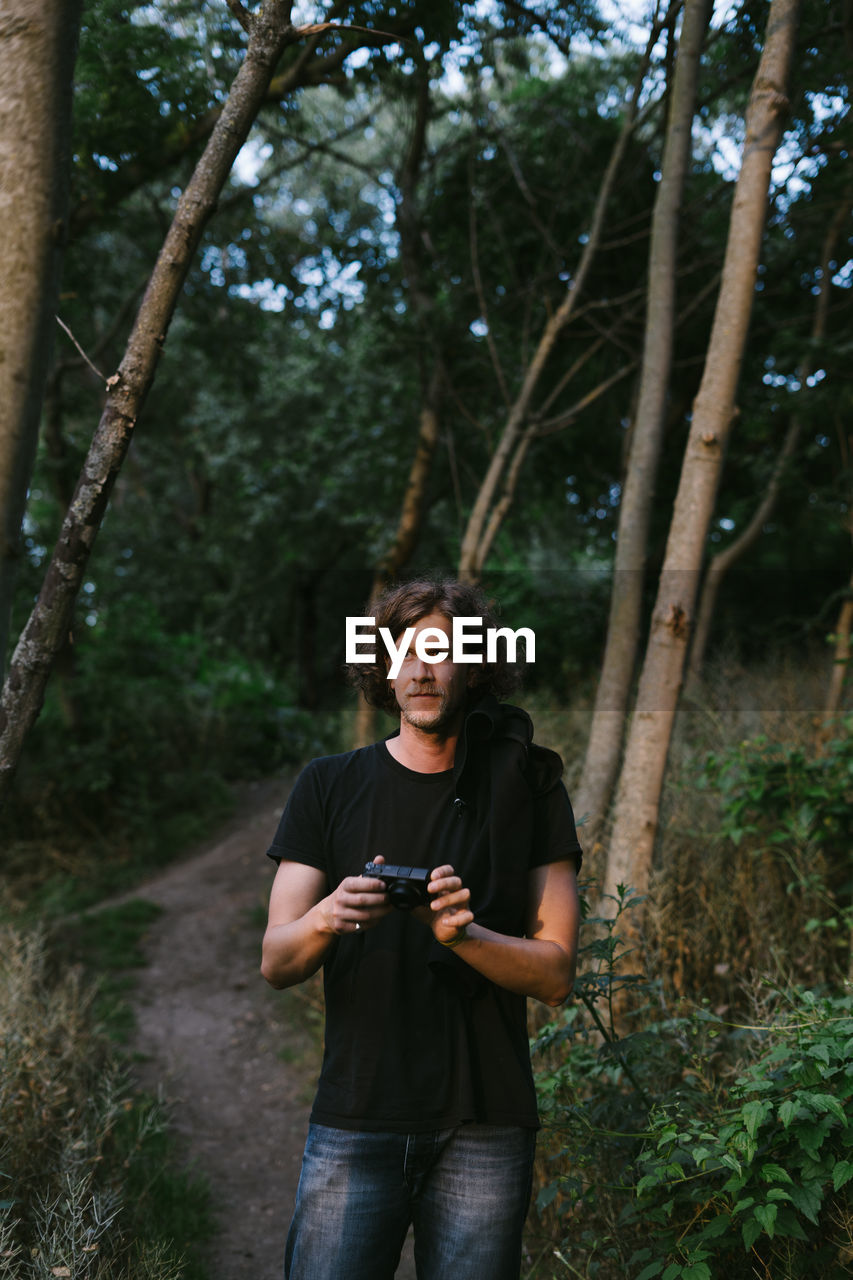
[125,776,416,1280]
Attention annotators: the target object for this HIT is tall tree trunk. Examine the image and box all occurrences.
[0,0,83,679]
[575,0,710,857]
[687,190,851,683]
[0,0,304,809]
[352,367,444,748]
[823,568,853,725]
[601,0,801,914]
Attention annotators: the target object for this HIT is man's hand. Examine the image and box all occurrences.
[420,864,474,945]
[319,856,392,936]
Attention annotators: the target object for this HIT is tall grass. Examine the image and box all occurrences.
[0,925,210,1279]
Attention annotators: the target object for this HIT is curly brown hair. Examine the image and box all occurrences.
[347,577,522,716]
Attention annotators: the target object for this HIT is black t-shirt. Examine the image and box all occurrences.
[266,738,582,1132]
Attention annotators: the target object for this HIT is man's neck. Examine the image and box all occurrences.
[386,721,460,773]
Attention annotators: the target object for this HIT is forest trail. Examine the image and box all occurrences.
[124,775,417,1280]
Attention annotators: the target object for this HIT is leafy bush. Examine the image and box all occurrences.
[528,893,853,1280]
[648,710,852,1005]
[697,720,852,970]
[0,924,210,1278]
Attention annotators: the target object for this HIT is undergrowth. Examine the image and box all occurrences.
[0,920,212,1279]
[525,665,852,1279]
[527,893,853,1280]
[0,600,337,921]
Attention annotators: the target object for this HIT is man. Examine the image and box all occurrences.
[261,579,582,1280]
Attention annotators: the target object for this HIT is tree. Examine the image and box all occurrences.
[0,0,83,679]
[601,0,802,914]
[575,0,711,855]
[687,189,852,684]
[0,0,386,808]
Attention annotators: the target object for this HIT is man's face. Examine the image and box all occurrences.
[390,612,471,735]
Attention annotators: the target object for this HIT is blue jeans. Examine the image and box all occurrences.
[283,1122,537,1280]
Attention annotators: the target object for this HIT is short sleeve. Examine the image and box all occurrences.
[530,781,583,873]
[266,761,328,872]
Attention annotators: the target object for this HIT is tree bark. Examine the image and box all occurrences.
[823,569,853,724]
[575,0,710,857]
[601,0,801,914]
[0,0,302,808]
[0,0,83,679]
[686,190,851,682]
[351,368,444,747]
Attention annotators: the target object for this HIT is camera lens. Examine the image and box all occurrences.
[388,882,420,910]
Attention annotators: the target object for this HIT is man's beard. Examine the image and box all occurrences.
[397,685,462,734]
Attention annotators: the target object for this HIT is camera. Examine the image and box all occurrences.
[363,861,431,910]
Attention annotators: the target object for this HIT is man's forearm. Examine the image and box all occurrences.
[261,903,336,989]
[448,927,575,1007]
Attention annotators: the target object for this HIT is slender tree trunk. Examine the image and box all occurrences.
[575,0,710,856]
[823,569,853,724]
[0,0,301,808]
[686,414,800,682]
[687,190,851,683]
[0,0,83,679]
[352,367,444,747]
[602,0,801,914]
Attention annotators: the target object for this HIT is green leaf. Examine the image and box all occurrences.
[773,1208,810,1242]
[833,1160,853,1192]
[754,1202,777,1238]
[806,1093,847,1122]
[741,1099,771,1139]
[635,1262,664,1280]
[697,1214,731,1240]
[536,1182,558,1212]
[789,1179,824,1224]
[683,1265,712,1280]
[798,1119,830,1159]
[760,1163,793,1183]
[742,1217,763,1250]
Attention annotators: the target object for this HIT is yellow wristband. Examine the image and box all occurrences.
[440,927,469,949]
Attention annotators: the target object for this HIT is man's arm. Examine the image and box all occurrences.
[260,859,391,990]
[425,859,580,1007]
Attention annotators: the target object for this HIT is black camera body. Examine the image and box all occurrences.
[363,861,431,910]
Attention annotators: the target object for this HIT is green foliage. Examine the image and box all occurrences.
[696,720,853,977]
[2,598,325,913]
[626,990,853,1280]
[0,925,211,1279]
[530,892,853,1279]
